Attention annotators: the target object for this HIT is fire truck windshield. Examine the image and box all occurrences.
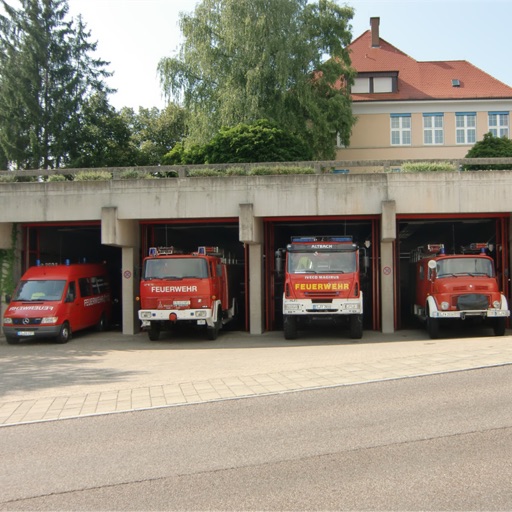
[436,257,494,278]
[144,258,209,279]
[288,251,356,274]
[14,279,66,301]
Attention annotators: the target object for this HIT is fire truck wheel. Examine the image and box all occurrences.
[206,324,219,340]
[148,324,160,341]
[349,314,363,340]
[426,316,439,339]
[493,318,506,336]
[283,315,297,340]
[56,322,71,344]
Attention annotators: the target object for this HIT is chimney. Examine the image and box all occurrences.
[370,17,380,48]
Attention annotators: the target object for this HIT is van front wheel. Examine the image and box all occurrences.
[96,313,109,332]
[56,322,71,344]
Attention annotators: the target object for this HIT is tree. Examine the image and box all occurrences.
[205,119,313,163]
[0,0,112,169]
[464,133,512,170]
[120,104,187,166]
[66,93,137,168]
[163,119,313,164]
[158,0,355,159]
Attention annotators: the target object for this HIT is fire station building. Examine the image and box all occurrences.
[0,168,511,337]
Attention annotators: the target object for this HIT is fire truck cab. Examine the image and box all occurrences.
[276,235,365,340]
[137,246,236,341]
[411,243,509,338]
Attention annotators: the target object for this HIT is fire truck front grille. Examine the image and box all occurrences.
[457,293,489,311]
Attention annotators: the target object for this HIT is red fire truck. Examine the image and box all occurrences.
[411,243,509,338]
[137,246,237,341]
[276,236,366,340]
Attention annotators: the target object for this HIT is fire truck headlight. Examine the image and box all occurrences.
[441,302,449,311]
[284,304,300,312]
[195,311,207,318]
[3,317,12,325]
[493,300,501,309]
[140,311,152,320]
[41,317,58,324]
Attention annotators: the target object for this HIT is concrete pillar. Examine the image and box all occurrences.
[239,203,264,334]
[248,243,264,334]
[380,201,396,333]
[101,207,140,335]
[0,223,13,250]
[121,246,140,335]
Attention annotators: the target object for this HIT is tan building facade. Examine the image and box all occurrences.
[339,18,512,163]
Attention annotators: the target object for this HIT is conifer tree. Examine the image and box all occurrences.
[0,0,111,169]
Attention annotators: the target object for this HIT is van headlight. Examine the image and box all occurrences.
[493,300,501,309]
[41,317,58,324]
[3,318,12,325]
[441,302,449,311]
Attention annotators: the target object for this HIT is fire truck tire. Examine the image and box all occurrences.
[426,315,439,339]
[207,308,221,340]
[148,324,160,341]
[5,336,19,345]
[493,318,506,336]
[56,322,71,344]
[283,315,297,340]
[206,324,219,340]
[349,314,363,339]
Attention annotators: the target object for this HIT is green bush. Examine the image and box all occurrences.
[46,174,68,182]
[249,166,315,175]
[398,162,457,173]
[14,174,38,182]
[225,167,247,176]
[118,169,156,180]
[187,169,227,177]
[74,170,112,181]
[464,132,512,170]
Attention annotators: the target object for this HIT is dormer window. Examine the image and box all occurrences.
[352,72,398,94]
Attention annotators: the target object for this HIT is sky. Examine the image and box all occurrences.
[34,0,512,111]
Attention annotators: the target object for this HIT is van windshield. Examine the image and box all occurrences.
[13,280,66,301]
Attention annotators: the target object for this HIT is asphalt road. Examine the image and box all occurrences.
[1,364,512,511]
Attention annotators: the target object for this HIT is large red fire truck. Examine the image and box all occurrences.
[276,236,365,340]
[411,243,509,338]
[137,246,237,341]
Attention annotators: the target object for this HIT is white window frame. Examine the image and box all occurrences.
[390,114,411,146]
[488,111,509,138]
[455,112,476,144]
[423,113,444,145]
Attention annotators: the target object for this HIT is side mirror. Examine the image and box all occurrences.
[275,249,285,277]
[5,294,11,303]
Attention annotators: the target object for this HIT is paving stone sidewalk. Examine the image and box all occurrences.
[2,331,512,427]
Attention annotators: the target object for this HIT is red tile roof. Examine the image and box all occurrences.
[348,30,512,101]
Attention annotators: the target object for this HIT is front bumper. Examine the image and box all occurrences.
[3,325,62,339]
[138,308,214,327]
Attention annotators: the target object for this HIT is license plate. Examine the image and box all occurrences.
[17,331,35,336]
[312,304,330,310]
[173,300,190,306]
